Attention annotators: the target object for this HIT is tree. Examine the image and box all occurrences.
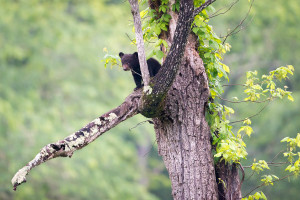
[11,0,297,199]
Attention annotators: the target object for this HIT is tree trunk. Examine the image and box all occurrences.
[151,1,241,199]
[153,12,219,195]
[215,161,242,200]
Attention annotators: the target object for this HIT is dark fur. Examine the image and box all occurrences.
[119,52,161,90]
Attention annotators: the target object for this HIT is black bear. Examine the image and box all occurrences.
[119,52,161,90]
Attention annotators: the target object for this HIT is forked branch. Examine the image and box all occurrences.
[11,91,142,191]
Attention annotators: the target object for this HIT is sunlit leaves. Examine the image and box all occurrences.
[222,63,230,73]
[242,191,267,200]
[171,0,180,12]
[214,137,248,163]
[193,14,230,99]
[224,43,231,52]
[101,49,121,68]
[140,8,148,18]
[261,175,279,186]
[148,39,168,60]
[243,65,294,102]
[238,126,253,137]
[281,133,300,175]
[194,0,206,7]
[243,118,251,125]
[224,105,234,117]
[139,0,170,58]
[288,94,294,101]
[251,160,270,174]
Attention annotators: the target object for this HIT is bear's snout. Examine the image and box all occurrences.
[122,64,131,71]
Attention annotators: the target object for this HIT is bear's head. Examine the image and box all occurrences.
[119,52,139,71]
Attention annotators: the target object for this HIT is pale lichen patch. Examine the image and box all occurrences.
[100,127,106,132]
[68,135,77,141]
[93,118,102,125]
[90,126,98,136]
[106,113,117,121]
[11,166,30,185]
[143,85,152,95]
[82,131,89,137]
[67,136,85,150]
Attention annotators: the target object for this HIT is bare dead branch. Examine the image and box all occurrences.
[229,101,270,124]
[222,0,254,45]
[128,0,150,86]
[271,150,284,163]
[245,171,255,182]
[222,83,245,87]
[243,174,293,198]
[222,15,254,42]
[209,0,240,19]
[129,120,153,131]
[125,33,136,45]
[11,91,142,191]
[218,96,272,104]
[238,163,245,196]
[243,161,289,169]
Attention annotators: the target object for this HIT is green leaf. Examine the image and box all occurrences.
[154,26,161,35]
[156,50,164,60]
[209,40,219,50]
[222,63,230,73]
[288,94,294,102]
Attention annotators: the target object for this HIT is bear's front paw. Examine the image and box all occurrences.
[134,87,141,91]
[133,84,144,91]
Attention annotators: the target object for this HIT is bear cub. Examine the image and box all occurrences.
[119,52,161,91]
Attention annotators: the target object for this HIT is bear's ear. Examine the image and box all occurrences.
[119,52,124,58]
[133,52,138,58]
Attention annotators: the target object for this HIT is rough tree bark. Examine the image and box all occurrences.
[150,1,218,199]
[216,161,243,200]
[154,34,218,199]
[12,0,242,199]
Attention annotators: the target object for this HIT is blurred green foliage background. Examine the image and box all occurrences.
[210,0,300,199]
[0,0,299,199]
[0,1,171,199]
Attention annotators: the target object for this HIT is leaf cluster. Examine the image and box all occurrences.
[281,134,300,175]
[242,191,267,200]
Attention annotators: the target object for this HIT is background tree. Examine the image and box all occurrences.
[1,0,299,200]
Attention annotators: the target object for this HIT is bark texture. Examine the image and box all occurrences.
[216,162,242,200]
[139,0,217,118]
[151,1,219,198]
[139,0,195,117]
[149,1,242,199]
[154,34,218,199]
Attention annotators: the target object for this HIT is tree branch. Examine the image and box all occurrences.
[11,91,142,191]
[221,0,254,45]
[243,174,293,198]
[229,101,270,124]
[128,0,150,86]
[139,0,195,118]
[208,0,239,19]
[193,0,217,18]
